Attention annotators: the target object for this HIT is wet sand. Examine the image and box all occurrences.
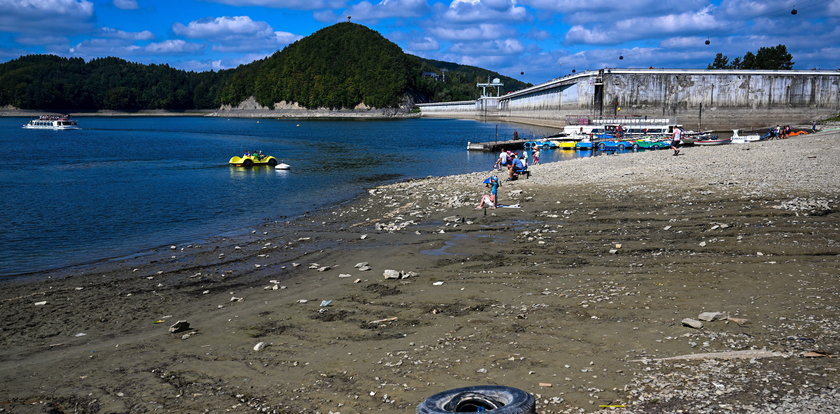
[1,129,838,413]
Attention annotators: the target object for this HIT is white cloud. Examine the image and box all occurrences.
[450,38,524,55]
[144,39,203,54]
[204,0,348,9]
[174,16,274,38]
[407,36,439,51]
[528,29,551,40]
[565,7,723,45]
[113,0,139,10]
[69,37,202,56]
[173,16,302,53]
[0,0,94,35]
[100,27,154,40]
[523,0,707,23]
[829,0,840,16]
[15,35,68,46]
[343,0,430,21]
[428,23,515,41]
[442,0,528,23]
[69,38,139,55]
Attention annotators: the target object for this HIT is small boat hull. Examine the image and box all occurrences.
[694,138,732,146]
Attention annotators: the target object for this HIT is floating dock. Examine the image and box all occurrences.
[467,139,529,152]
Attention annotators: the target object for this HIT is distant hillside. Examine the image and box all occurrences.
[0,23,530,111]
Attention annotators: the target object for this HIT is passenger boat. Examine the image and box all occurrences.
[23,115,80,130]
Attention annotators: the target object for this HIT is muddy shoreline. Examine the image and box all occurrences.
[1,131,838,413]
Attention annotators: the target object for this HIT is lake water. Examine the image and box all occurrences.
[0,116,592,276]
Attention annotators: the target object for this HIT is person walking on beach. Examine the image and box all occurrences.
[532,147,540,165]
[670,127,682,156]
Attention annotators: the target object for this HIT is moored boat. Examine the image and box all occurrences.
[731,129,762,144]
[23,115,79,130]
[694,135,731,146]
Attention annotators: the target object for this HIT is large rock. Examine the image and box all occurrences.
[681,318,704,329]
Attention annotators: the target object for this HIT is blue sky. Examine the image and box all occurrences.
[0,0,837,84]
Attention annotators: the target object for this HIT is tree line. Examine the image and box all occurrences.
[707,44,794,70]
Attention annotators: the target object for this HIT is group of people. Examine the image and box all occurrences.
[769,125,793,139]
[493,149,534,180]
[244,150,265,160]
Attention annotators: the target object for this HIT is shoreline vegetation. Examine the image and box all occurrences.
[1,127,837,412]
[0,107,420,119]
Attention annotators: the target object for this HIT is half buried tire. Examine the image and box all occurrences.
[416,385,535,414]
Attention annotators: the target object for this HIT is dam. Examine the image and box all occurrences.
[417,68,840,129]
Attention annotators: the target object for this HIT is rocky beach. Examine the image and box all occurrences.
[1,128,838,413]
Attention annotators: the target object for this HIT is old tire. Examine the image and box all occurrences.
[416,385,535,414]
[268,158,278,167]
[597,142,606,151]
[618,143,626,151]
[632,143,640,151]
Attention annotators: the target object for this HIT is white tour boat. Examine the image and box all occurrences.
[23,115,80,130]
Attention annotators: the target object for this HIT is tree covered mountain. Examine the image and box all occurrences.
[0,23,530,111]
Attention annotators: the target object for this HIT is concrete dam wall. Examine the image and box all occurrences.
[419,69,840,129]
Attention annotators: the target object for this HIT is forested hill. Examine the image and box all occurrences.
[0,55,227,111]
[0,23,530,111]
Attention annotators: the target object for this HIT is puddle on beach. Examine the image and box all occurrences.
[420,233,501,256]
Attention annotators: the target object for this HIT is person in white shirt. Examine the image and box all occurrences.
[670,127,682,156]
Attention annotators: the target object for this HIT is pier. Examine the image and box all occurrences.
[467,139,529,151]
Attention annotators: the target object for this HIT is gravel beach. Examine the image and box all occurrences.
[1,128,838,413]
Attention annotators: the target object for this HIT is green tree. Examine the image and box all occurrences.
[707,44,794,70]
[707,53,729,69]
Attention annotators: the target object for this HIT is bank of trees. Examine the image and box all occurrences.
[707,44,794,70]
[0,54,227,110]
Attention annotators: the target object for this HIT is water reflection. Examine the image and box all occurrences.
[228,166,279,179]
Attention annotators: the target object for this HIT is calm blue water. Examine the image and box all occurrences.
[0,116,590,276]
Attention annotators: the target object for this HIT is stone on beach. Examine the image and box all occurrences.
[169,320,191,334]
[681,318,704,329]
[698,311,727,321]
